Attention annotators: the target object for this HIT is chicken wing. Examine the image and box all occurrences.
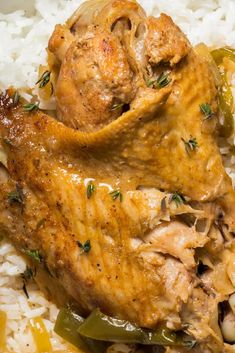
[0,1,235,352]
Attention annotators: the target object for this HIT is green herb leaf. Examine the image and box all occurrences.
[182,137,199,154]
[25,249,43,263]
[110,103,124,111]
[8,185,24,204]
[36,70,51,88]
[12,91,20,106]
[87,182,95,199]
[23,102,39,112]
[77,240,91,254]
[146,72,171,89]
[169,192,185,207]
[200,103,214,119]
[110,189,123,202]
[155,72,172,88]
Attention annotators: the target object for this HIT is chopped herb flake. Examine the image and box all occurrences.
[200,103,214,120]
[77,240,91,254]
[25,249,43,263]
[169,192,185,207]
[36,70,51,88]
[146,72,171,89]
[23,102,39,112]
[110,189,123,202]
[8,185,24,204]
[156,72,172,88]
[182,137,198,154]
[87,182,95,199]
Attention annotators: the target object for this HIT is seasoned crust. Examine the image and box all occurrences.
[145,14,191,66]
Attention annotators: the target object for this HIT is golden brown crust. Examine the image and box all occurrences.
[55,26,136,131]
[48,1,191,133]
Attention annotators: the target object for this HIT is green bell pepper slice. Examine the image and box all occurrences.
[211,47,235,138]
[77,308,196,348]
[54,308,108,353]
[211,47,235,66]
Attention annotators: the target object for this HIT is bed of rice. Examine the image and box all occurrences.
[0,0,235,352]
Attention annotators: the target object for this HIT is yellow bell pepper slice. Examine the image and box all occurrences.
[0,311,7,350]
[30,317,52,353]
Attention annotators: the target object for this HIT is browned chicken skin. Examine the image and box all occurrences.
[48,1,192,132]
[54,26,136,131]
[1,1,235,353]
[145,14,191,66]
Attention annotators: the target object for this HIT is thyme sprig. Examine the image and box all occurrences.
[87,182,95,199]
[8,185,24,205]
[23,102,39,112]
[169,192,186,207]
[36,70,51,88]
[77,240,91,254]
[200,103,214,120]
[146,72,171,89]
[110,189,123,202]
[182,137,199,154]
[25,249,43,263]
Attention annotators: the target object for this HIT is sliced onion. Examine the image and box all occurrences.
[194,43,222,87]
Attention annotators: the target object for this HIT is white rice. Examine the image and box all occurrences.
[1,0,235,91]
[0,0,235,352]
[0,239,68,352]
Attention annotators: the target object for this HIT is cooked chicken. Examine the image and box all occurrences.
[143,221,208,268]
[52,26,136,131]
[0,115,207,328]
[48,0,235,215]
[145,14,191,66]
[0,1,235,352]
[49,1,192,132]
